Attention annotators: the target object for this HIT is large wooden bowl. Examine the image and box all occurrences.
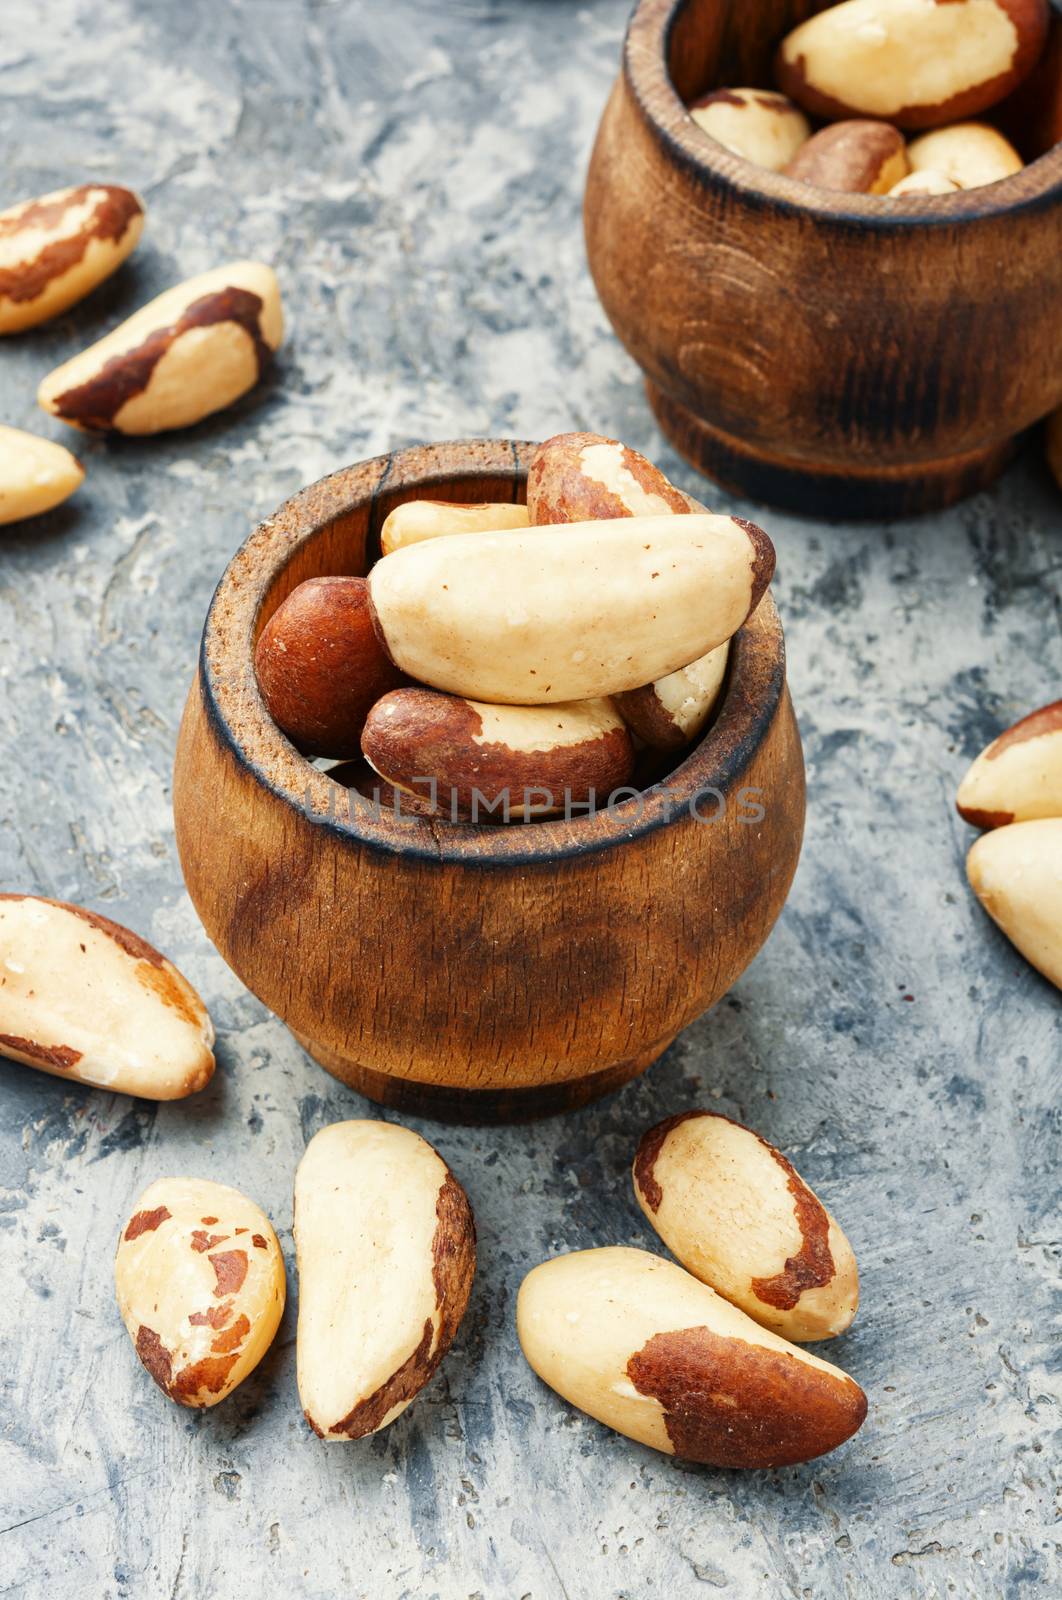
[585,0,1062,518]
[172,440,805,1122]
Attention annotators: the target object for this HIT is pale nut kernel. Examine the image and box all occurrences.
[906,122,1024,189]
[0,894,214,1098]
[255,576,405,759]
[775,0,1050,131]
[516,1248,867,1468]
[689,87,811,171]
[37,260,283,435]
[784,120,909,193]
[295,1121,476,1440]
[367,513,774,706]
[1048,408,1062,493]
[633,1111,859,1341]
[380,499,529,554]
[614,642,729,752]
[0,425,84,525]
[362,688,635,821]
[967,818,1062,990]
[115,1178,285,1408]
[886,168,962,196]
[527,432,690,525]
[0,183,144,334]
[956,701,1062,829]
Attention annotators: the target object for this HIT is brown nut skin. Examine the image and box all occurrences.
[956,700,1062,829]
[255,576,406,759]
[614,643,729,752]
[362,688,635,821]
[967,819,1062,990]
[784,121,909,194]
[633,1111,859,1342]
[516,1248,867,1469]
[527,432,690,525]
[775,0,1050,132]
[0,183,144,334]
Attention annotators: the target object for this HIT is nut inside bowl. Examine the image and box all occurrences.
[585,0,1062,519]
[174,440,805,1122]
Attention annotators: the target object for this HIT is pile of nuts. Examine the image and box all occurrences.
[255,432,776,822]
[0,181,283,525]
[958,698,1062,991]
[689,0,1050,198]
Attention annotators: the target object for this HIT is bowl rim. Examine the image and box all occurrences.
[626,0,1062,225]
[197,438,789,867]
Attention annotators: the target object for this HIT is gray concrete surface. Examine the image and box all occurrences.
[0,2,1059,1596]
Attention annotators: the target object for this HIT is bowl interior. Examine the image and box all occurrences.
[199,440,788,865]
[644,0,1062,207]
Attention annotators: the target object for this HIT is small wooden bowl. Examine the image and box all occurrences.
[173,440,805,1122]
[585,0,1062,518]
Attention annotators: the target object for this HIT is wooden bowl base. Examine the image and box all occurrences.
[291,1030,674,1124]
[647,382,1020,521]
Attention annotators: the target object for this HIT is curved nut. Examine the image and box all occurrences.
[957,701,1062,829]
[295,1121,475,1440]
[380,499,529,555]
[37,260,283,434]
[633,1111,858,1341]
[0,183,143,334]
[527,432,690,524]
[784,120,909,193]
[0,426,84,525]
[614,642,729,751]
[362,688,635,821]
[368,512,773,705]
[255,576,405,759]
[689,87,811,171]
[907,122,1024,189]
[516,1248,867,1468]
[115,1178,285,1408]
[967,818,1062,990]
[0,894,214,1098]
[886,168,961,196]
[775,0,1049,131]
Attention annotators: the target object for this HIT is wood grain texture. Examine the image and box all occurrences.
[585,0,1062,517]
[173,441,805,1119]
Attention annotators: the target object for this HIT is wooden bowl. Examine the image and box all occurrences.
[584,0,1062,519]
[172,440,805,1122]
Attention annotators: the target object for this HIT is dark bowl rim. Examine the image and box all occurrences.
[625,0,1062,226]
[196,438,790,867]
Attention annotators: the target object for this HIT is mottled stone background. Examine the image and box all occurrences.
[0,2,1059,1597]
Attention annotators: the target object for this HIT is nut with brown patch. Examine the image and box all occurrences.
[784,121,909,194]
[906,122,1024,189]
[361,688,635,821]
[255,576,406,759]
[957,700,1062,829]
[294,1120,476,1440]
[115,1177,285,1407]
[614,642,729,752]
[967,818,1062,990]
[526,432,690,525]
[516,1248,867,1467]
[37,260,283,434]
[886,169,961,196]
[0,894,214,1098]
[775,0,1050,132]
[0,426,84,525]
[689,88,811,172]
[633,1111,858,1341]
[368,512,773,706]
[0,183,144,334]
[380,499,529,555]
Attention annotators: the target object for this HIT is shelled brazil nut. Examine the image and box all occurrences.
[688,88,811,172]
[633,1111,859,1341]
[957,700,1062,828]
[0,425,84,525]
[784,120,909,193]
[115,1178,285,1407]
[967,819,1062,990]
[38,260,283,434]
[517,1248,867,1468]
[0,894,214,1098]
[381,499,529,554]
[0,182,144,334]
